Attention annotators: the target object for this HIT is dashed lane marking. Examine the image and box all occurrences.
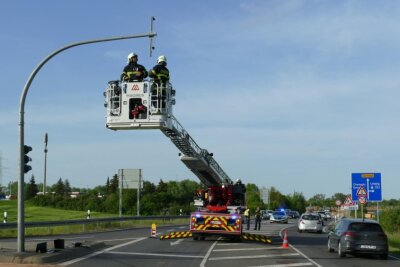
[209,253,300,261]
[247,263,313,267]
[213,247,282,252]
[60,237,147,265]
[105,251,203,259]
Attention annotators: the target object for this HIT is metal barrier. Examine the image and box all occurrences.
[0,215,189,230]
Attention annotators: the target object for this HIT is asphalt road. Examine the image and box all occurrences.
[1,219,399,266]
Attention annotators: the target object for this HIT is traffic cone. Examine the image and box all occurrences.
[281,230,289,248]
[151,223,157,238]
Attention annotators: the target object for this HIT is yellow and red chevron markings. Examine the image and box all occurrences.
[241,232,272,244]
[159,231,193,240]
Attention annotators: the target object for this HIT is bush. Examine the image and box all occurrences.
[380,207,400,233]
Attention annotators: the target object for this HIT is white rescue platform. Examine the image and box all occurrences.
[104,81,175,130]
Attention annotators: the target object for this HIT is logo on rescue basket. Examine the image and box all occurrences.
[131,84,140,91]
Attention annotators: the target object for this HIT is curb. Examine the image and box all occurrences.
[0,241,107,264]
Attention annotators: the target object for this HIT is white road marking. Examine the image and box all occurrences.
[247,262,313,267]
[106,251,203,258]
[60,237,146,265]
[200,239,220,267]
[216,242,242,246]
[279,229,322,267]
[98,237,137,242]
[213,247,282,252]
[170,239,184,246]
[209,253,299,261]
[389,254,400,260]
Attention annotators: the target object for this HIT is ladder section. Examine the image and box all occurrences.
[161,116,232,187]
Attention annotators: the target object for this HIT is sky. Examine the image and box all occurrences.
[1,0,400,200]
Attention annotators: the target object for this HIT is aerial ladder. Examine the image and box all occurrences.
[104,80,245,240]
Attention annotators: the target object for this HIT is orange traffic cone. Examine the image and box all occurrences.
[281,230,289,248]
[151,223,157,238]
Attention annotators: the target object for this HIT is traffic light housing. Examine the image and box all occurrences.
[24,145,32,173]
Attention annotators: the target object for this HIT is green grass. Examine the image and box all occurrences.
[0,200,188,237]
[0,200,116,222]
[387,232,400,255]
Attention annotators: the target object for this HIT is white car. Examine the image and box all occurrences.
[298,213,323,233]
[270,211,288,224]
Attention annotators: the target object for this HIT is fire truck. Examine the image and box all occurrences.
[104,80,246,240]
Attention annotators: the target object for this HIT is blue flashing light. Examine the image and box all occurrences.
[231,215,237,220]
[280,208,285,212]
[196,213,201,218]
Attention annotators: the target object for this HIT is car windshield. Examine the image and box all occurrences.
[273,211,284,216]
[302,214,319,220]
[348,222,384,232]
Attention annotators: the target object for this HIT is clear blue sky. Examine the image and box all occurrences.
[1,0,400,200]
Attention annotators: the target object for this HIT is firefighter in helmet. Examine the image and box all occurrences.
[149,55,170,86]
[120,52,148,82]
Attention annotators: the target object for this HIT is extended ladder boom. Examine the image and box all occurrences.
[161,115,232,187]
[104,81,233,188]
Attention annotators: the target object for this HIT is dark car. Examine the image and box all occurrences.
[327,218,388,259]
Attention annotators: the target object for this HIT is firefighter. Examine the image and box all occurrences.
[254,207,261,231]
[244,207,250,230]
[149,55,170,86]
[120,52,148,82]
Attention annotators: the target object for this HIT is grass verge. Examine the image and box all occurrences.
[388,232,400,255]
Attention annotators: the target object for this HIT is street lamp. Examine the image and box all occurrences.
[17,17,156,252]
[43,132,48,194]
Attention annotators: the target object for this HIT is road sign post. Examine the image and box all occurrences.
[352,173,382,220]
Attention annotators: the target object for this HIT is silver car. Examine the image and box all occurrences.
[298,213,323,233]
[270,211,288,224]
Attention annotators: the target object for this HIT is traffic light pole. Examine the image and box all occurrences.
[17,18,156,253]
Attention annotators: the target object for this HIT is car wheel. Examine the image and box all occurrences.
[379,253,388,260]
[193,235,199,241]
[298,228,302,233]
[338,240,346,257]
[327,238,334,252]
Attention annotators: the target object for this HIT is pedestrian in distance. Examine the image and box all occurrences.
[120,52,148,82]
[244,207,250,230]
[254,207,261,231]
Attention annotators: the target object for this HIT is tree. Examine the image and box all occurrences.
[287,192,306,213]
[26,175,38,199]
[109,174,119,193]
[54,178,65,196]
[64,179,71,194]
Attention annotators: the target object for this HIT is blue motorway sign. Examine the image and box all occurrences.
[351,173,382,202]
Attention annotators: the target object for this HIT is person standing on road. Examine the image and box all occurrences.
[254,207,261,230]
[244,207,250,230]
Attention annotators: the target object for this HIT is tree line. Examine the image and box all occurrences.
[8,175,400,220]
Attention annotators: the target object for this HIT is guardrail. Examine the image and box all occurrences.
[0,215,190,230]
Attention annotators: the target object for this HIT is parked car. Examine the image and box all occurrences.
[317,211,327,220]
[327,218,388,259]
[270,211,288,224]
[261,210,273,220]
[289,211,300,219]
[298,213,323,233]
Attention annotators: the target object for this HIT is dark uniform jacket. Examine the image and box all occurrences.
[121,63,148,82]
[149,63,169,85]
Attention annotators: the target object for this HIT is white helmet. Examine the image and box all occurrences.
[157,55,167,64]
[127,52,137,62]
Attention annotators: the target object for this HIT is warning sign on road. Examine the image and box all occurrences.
[358,196,367,205]
[343,195,355,206]
[356,185,368,197]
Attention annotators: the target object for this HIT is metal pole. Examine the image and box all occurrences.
[119,169,123,217]
[43,133,48,194]
[377,202,379,222]
[137,169,141,216]
[18,30,156,253]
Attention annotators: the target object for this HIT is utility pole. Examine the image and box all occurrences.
[43,133,48,194]
[17,17,157,252]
